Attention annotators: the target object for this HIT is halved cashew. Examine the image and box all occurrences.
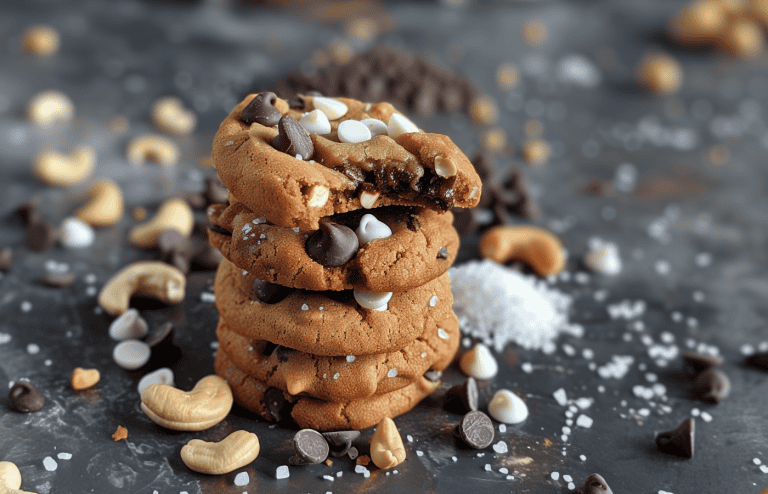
[370,417,406,470]
[433,155,458,178]
[33,146,95,186]
[151,97,197,136]
[181,430,260,474]
[97,261,186,316]
[306,184,329,208]
[141,375,233,431]
[28,90,74,127]
[129,198,193,247]
[126,134,179,167]
[76,179,124,227]
[478,225,565,277]
[0,461,35,494]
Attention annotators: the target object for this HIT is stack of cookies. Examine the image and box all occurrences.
[207,92,481,431]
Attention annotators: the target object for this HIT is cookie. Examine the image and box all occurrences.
[215,310,459,401]
[212,93,482,230]
[215,349,440,431]
[207,200,459,292]
[214,257,454,356]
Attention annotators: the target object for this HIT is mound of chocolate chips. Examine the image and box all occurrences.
[273,48,476,117]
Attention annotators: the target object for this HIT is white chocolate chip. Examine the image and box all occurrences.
[109,308,149,341]
[387,113,420,138]
[488,389,529,424]
[137,367,174,395]
[312,96,348,119]
[59,217,95,249]
[459,343,498,379]
[356,214,392,244]
[353,290,393,310]
[337,120,372,144]
[306,184,329,208]
[434,155,458,178]
[360,190,379,209]
[112,339,151,370]
[583,240,622,276]
[299,109,331,135]
[360,118,388,137]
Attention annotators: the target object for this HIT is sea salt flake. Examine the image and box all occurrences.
[57,453,72,460]
[576,415,593,428]
[234,472,249,486]
[492,441,508,454]
[276,465,290,479]
[43,457,57,471]
[551,472,560,481]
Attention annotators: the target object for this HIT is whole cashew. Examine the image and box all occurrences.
[97,261,186,316]
[140,375,233,431]
[76,179,124,227]
[151,97,197,136]
[370,417,406,470]
[0,461,35,494]
[33,146,95,186]
[129,198,193,247]
[478,225,565,277]
[126,134,179,167]
[180,430,260,474]
[27,90,74,127]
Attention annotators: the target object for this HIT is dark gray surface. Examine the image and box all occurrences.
[2,0,768,493]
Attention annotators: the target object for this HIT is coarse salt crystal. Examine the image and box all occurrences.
[576,415,593,428]
[276,465,290,479]
[234,472,249,486]
[492,441,508,454]
[43,456,57,471]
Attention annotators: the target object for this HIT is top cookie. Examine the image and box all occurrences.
[212,93,482,230]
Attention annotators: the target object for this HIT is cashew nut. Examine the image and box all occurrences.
[140,375,233,431]
[0,461,35,494]
[128,198,193,247]
[71,367,100,390]
[97,261,186,316]
[180,430,260,474]
[360,190,379,209]
[22,25,60,57]
[306,184,329,208]
[478,225,565,277]
[76,179,124,227]
[126,134,179,167]
[151,97,197,136]
[370,417,406,470]
[32,146,94,186]
[27,90,74,128]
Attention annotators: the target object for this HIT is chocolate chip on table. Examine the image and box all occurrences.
[693,368,731,403]
[437,246,448,260]
[305,218,359,267]
[205,175,229,206]
[42,270,77,288]
[423,370,442,382]
[240,91,282,126]
[272,115,314,160]
[347,446,359,460]
[322,430,360,457]
[292,429,329,464]
[745,351,768,371]
[25,218,57,252]
[253,278,293,304]
[16,197,42,224]
[445,377,479,413]
[576,473,613,494]
[655,418,694,459]
[0,248,12,272]
[8,381,45,412]
[682,351,723,376]
[458,411,494,449]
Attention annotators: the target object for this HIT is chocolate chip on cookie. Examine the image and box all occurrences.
[241,91,282,126]
[253,278,293,304]
[305,218,359,267]
[272,115,314,160]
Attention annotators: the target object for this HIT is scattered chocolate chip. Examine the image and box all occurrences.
[437,246,448,260]
[264,386,292,422]
[293,429,329,464]
[205,175,229,205]
[253,278,293,304]
[347,446,359,460]
[262,341,278,356]
[693,368,730,403]
[305,218,359,267]
[272,115,314,160]
[656,418,694,459]
[241,91,282,126]
[322,430,361,457]
[16,197,41,224]
[208,224,232,237]
[8,381,45,413]
[191,241,223,270]
[423,370,442,382]
[25,218,57,252]
[144,321,175,348]
[275,345,291,363]
[682,351,723,376]
[458,411,494,449]
[42,270,76,288]
[445,377,479,414]
[577,473,613,494]
[745,352,768,371]
[0,248,12,272]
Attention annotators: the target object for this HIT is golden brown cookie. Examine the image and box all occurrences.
[214,257,454,357]
[212,94,482,230]
[207,200,459,292]
[215,349,440,431]
[215,310,458,401]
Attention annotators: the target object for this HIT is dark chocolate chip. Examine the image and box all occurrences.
[423,370,442,382]
[26,218,57,252]
[293,429,329,464]
[577,473,613,494]
[322,430,360,457]
[264,387,291,422]
[693,368,730,403]
[241,92,282,126]
[261,341,278,356]
[445,377,479,413]
[745,352,768,371]
[655,418,694,459]
[205,175,229,205]
[208,225,232,237]
[458,411,494,449]
[347,446,359,460]
[8,381,45,412]
[275,345,291,363]
[16,197,42,224]
[42,270,76,288]
[682,351,723,376]
[0,248,12,272]
[190,241,223,270]
[406,212,421,231]
[253,278,293,304]
[145,321,175,348]
[437,246,448,260]
[305,218,359,267]
[272,115,314,160]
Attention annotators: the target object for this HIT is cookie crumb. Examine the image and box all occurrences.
[325,459,333,467]
[356,455,371,466]
[112,425,128,441]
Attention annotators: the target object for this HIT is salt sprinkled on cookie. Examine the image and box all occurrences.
[312,96,348,119]
[299,109,331,135]
[459,343,498,379]
[337,120,372,144]
[356,214,391,244]
[488,389,529,424]
[387,113,420,138]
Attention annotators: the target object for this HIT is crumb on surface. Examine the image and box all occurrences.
[112,425,128,441]
[356,455,371,466]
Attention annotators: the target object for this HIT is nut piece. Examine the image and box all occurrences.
[720,18,765,57]
[181,430,260,474]
[0,461,36,494]
[479,225,565,277]
[33,146,95,186]
[359,191,379,209]
[521,139,551,167]
[636,52,683,95]
[433,155,458,178]
[76,179,125,227]
[71,367,100,390]
[129,198,194,248]
[141,375,233,431]
[112,425,128,441]
[151,97,197,136]
[668,0,726,45]
[28,90,74,127]
[126,134,179,167]
[97,261,186,316]
[370,417,406,470]
[22,25,60,57]
[306,184,329,208]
